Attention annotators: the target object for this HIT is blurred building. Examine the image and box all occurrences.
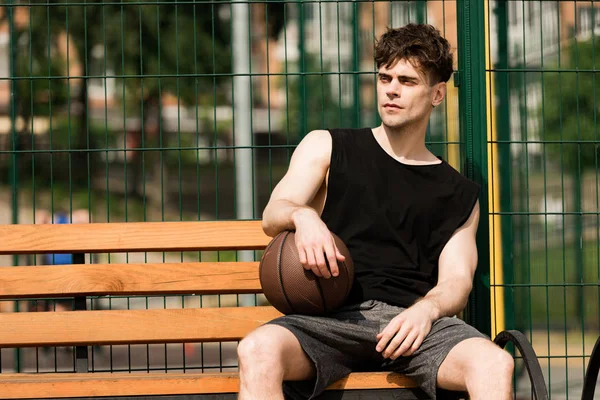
[500,1,600,166]
[0,2,597,153]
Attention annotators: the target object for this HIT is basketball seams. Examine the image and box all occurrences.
[343,259,352,298]
[260,230,353,316]
[259,232,278,279]
[277,231,297,314]
[314,274,328,313]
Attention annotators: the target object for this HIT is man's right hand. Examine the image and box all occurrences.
[292,208,346,279]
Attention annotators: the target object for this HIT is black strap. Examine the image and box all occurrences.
[493,330,548,400]
[581,335,600,400]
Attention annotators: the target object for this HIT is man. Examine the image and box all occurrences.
[238,24,514,400]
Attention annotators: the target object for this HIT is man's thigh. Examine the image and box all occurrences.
[436,337,511,392]
[241,324,316,381]
[272,302,383,363]
[267,302,385,400]
[384,315,488,398]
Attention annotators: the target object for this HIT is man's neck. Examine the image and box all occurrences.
[372,123,437,164]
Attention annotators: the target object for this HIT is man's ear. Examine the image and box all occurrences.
[432,82,447,107]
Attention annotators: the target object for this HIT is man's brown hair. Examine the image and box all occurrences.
[374,23,453,85]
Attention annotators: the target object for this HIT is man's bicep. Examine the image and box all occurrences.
[267,130,331,206]
[437,200,480,284]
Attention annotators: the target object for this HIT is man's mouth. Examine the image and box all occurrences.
[384,103,402,109]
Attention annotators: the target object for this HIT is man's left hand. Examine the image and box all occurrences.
[376,300,437,360]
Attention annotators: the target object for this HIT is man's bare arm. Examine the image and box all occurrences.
[376,200,480,359]
[416,200,480,320]
[262,129,331,235]
[261,130,344,278]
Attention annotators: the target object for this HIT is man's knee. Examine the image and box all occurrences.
[238,324,315,382]
[238,331,282,369]
[492,348,515,377]
[443,338,514,378]
[466,341,514,379]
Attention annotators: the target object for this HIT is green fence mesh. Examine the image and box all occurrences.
[0,1,598,398]
[487,1,600,398]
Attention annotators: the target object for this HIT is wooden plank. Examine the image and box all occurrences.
[0,307,282,347]
[327,371,416,390]
[0,262,262,298]
[0,371,417,398]
[0,220,271,255]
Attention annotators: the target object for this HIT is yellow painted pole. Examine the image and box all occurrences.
[484,1,505,337]
[446,81,460,169]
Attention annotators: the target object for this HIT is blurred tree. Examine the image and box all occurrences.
[541,38,600,172]
[0,5,71,184]
[539,37,600,326]
[11,24,70,130]
[91,2,233,198]
[285,55,354,141]
[6,1,234,195]
[6,1,287,195]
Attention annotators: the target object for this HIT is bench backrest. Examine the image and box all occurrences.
[0,221,281,348]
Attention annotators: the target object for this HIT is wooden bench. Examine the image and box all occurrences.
[0,220,548,400]
[0,220,434,400]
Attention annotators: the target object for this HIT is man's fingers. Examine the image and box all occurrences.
[314,249,331,279]
[376,334,392,354]
[324,243,339,277]
[376,320,401,352]
[310,265,322,277]
[402,334,424,357]
[335,247,346,261]
[296,232,347,279]
[305,250,321,277]
[298,247,309,268]
[390,331,418,360]
[382,326,410,358]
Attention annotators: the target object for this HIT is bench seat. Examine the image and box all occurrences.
[0,221,424,399]
[0,221,550,399]
[0,371,417,399]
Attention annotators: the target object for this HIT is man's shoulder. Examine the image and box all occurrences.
[327,127,372,137]
[302,127,372,147]
[438,161,481,192]
[300,129,332,147]
[294,130,333,164]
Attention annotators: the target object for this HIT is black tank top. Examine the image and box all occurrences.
[320,128,480,308]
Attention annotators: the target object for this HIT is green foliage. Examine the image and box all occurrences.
[10,5,70,119]
[540,39,600,172]
[514,239,599,330]
[6,1,240,191]
[284,56,355,140]
[17,117,108,187]
[22,1,232,106]
[99,2,232,106]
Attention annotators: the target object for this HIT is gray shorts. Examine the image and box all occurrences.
[267,300,488,400]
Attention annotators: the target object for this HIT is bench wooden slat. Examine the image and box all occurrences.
[0,221,270,255]
[0,307,282,347]
[0,262,262,298]
[0,371,417,399]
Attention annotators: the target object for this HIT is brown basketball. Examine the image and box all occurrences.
[259,230,354,315]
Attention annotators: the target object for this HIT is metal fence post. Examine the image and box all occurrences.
[493,0,515,336]
[298,0,307,138]
[351,0,360,128]
[7,0,18,257]
[6,0,21,374]
[416,0,426,24]
[457,0,491,336]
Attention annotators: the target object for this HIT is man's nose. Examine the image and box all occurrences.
[386,82,401,98]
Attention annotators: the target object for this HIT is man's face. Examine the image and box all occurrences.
[376,59,444,130]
